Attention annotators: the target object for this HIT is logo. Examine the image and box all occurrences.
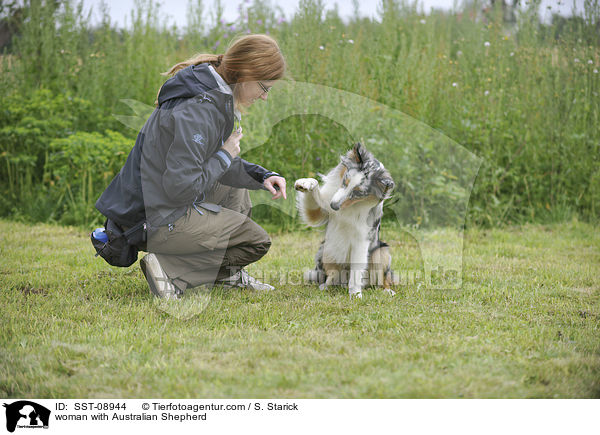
[3,401,50,432]
[192,133,204,145]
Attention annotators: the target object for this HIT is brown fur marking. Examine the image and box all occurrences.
[383,273,393,289]
[350,146,361,163]
[306,207,325,224]
[368,246,392,288]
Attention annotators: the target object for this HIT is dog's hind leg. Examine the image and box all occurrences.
[320,249,345,291]
[368,244,395,296]
[304,240,327,285]
[321,263,344,290]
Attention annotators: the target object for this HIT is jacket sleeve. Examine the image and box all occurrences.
[219,158,279,190]
[161,102,233,204]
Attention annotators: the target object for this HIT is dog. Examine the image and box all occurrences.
[294,143,395,298]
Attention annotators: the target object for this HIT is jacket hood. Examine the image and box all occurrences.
[157,63,232,107]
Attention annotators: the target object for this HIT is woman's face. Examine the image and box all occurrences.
[236,80,275,108]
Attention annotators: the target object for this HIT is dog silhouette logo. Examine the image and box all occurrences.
[3,401,50,432]
[192,133,204,145]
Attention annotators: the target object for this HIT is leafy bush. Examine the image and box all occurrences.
[0,89,123,221]
[46,130,132,226]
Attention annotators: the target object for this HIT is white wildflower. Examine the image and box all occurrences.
[456,50,463,56]
[452,82,458,87]
[484,90,490,96]
[420,19,426,24]
[574,58,580,63]
[348,39,354,44]
[588,60,593,64]
[484,41,490,47]
[319,45,324,50]
[510,52,514,56]
[594,69,598,74]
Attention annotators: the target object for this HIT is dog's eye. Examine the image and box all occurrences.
[352,186,366,196]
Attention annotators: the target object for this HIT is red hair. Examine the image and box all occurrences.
[156,34,286,106]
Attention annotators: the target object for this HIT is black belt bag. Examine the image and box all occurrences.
[91,219,146,267]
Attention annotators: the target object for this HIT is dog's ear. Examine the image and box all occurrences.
[351,142,365,165]
[377,177,395,197]
[382,178,395,192]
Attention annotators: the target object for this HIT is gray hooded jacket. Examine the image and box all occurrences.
[96,63,277,228]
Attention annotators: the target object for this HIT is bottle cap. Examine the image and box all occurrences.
[92,228,108,243]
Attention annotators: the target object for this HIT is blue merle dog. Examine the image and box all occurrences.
[294,143,395,298]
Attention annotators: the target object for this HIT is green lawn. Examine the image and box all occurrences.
[0,219,598,398]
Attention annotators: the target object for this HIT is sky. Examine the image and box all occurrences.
[90,0,587,28]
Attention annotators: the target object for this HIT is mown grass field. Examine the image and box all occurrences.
[0,218,598,398]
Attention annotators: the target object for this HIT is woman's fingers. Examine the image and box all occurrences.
[222,132,242,158]
[266,182,277,196]
[265,176,287,200]
[275,178,287,199]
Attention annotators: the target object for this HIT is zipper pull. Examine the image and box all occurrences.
[193,203,204,215]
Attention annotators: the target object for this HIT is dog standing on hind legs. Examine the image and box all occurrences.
[294,142,396,298]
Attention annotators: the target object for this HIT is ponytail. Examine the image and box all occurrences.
[154,53,223,106]
[162,53,224,76]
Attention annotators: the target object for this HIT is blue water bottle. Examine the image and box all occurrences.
[92,227,108,243]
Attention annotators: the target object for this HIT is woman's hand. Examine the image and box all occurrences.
[264,176,287,200]
[222,129,243,159]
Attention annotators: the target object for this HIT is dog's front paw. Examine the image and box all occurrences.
[349,285,363,299]
[383,288,396,296]
[294,178,319,192]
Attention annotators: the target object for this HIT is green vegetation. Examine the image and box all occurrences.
[0,218,598,398]
[0,0,599,228]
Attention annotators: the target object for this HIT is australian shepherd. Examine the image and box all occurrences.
[294,143,395,298]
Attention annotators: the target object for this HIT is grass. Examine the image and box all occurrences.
[0,218,599,398]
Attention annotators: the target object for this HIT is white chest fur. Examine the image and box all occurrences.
[323,204,372,264]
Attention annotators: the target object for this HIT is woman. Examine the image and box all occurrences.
[95,34,287,299]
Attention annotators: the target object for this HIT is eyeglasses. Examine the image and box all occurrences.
[258,81,271,95]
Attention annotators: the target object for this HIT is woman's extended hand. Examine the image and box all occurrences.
[221,129,243,159]
[264,176,287,200]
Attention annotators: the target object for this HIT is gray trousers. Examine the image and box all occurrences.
[146,183,271,291]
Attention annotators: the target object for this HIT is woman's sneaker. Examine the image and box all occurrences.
[218,269,274,291]
[140,253,180,299]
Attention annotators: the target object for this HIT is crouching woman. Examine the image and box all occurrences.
[95,34,287,299]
